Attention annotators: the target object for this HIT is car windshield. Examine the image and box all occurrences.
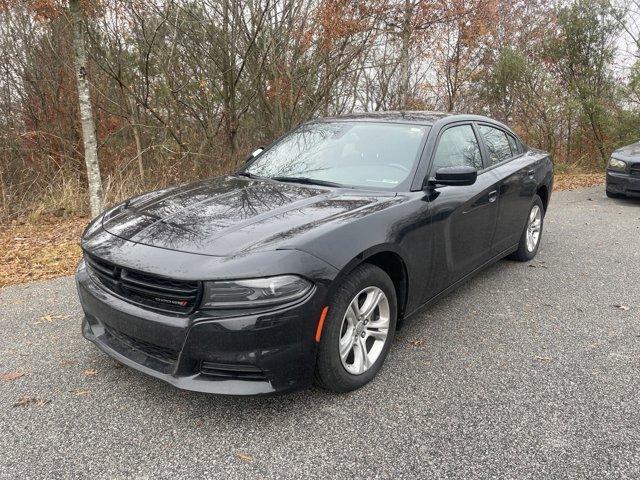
[243,121,429,189]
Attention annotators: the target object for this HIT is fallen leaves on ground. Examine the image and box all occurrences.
[236,453,253,463]
[2,371,25,382]
[613,304,631,311]
[534,356,553,362]
[554,172,604,191]
[528,261,548,269]
[407,338,425,347]
[13,396,50,408]
[82,369,98,377]
[0,215,87,288]
[73,389,90,397]
[35,314,72,325]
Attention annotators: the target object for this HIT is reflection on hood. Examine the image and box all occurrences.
[612,142,640,162]
[99,175,400,257]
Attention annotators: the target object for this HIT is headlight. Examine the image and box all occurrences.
[608,157,627,171]
[201,275,312,309]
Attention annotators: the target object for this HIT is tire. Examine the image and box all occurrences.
[606,189,625,199]
[508,195,545,262]
[315,263,397,393]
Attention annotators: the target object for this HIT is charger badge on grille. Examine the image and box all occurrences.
[153,297,189,307]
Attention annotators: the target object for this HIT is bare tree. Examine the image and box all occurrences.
[69,0,103,216]
[0,0,638,221]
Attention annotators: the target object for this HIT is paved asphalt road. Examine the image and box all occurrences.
[1,185,639,479]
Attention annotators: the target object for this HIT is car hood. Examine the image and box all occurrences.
[100,175,398,257]
[612,142,640,162]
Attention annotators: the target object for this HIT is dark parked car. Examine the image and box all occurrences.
[606,141,640,198]
[77,112,553,395]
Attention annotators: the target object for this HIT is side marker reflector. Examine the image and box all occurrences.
[314,306,329,343]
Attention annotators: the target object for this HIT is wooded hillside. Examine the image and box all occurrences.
[1,0,638,220]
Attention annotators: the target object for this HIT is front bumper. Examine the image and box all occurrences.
[76,260,326,395]
[606,170,640,198]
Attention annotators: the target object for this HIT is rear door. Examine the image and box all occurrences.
[422,123,500,298]
[477,124,534,253]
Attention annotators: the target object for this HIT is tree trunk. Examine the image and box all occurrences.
[398,0,413,110]
[0,168,6,213]
[566,106,572,164]
[220,0,239,153]
[128,96,145,181]
[70,0,103,217]
[586,110,607,165]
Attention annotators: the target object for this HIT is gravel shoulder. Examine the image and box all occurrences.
[1,185,639,479]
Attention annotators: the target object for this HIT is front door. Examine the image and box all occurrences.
[423,123,499,300]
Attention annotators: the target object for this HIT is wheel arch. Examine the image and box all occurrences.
[334,245,410,324]
[536,184,550,212]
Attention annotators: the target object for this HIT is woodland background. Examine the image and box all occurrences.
[1,0,640,223]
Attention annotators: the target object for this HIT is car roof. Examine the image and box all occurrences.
[314,111,504,127]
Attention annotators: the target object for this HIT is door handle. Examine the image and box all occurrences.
[488,190,498,202]
[527,169,535,177]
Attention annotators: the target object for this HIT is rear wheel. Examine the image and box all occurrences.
[315,264,397,392]
[509,195,544,262]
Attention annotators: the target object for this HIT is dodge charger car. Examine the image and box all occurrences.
[76,112,554,395]
[606,141,640,198]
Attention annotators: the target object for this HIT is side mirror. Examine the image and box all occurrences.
[428,166,478,187]
[244,147,264,163]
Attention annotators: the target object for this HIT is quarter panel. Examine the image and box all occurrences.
[492,153,538,252]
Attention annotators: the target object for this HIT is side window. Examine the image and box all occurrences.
[479,125,512,166]
[431,125,483,172]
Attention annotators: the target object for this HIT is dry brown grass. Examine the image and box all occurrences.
[0,216,87,288]
[1,151,241,223]
[553,172,605,191]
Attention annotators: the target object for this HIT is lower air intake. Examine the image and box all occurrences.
[200,362,267,381]
[104,324,178,364]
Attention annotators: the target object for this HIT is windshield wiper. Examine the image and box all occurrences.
[236,171,264,179]
[270,176,344,188]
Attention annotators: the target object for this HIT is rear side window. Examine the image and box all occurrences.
[507,134,519,155]
[518,138,527,153]
[479,125,512,166]
[432,125,483,172]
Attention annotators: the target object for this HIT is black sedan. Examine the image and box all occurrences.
[76,112,554,395]
[606,141,640,198]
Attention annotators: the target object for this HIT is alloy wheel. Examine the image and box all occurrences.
[526,204,542,252]
[338,286,390,375]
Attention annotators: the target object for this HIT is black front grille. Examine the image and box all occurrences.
[85,254,201,313]
[200,361,267,381]
[630,164,640,177]
[104,324,178,363]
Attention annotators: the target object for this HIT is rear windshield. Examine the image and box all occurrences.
[245,122,429,189]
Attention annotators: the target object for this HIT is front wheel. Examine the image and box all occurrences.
[315,264,397,393]
[509,195,544,262]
